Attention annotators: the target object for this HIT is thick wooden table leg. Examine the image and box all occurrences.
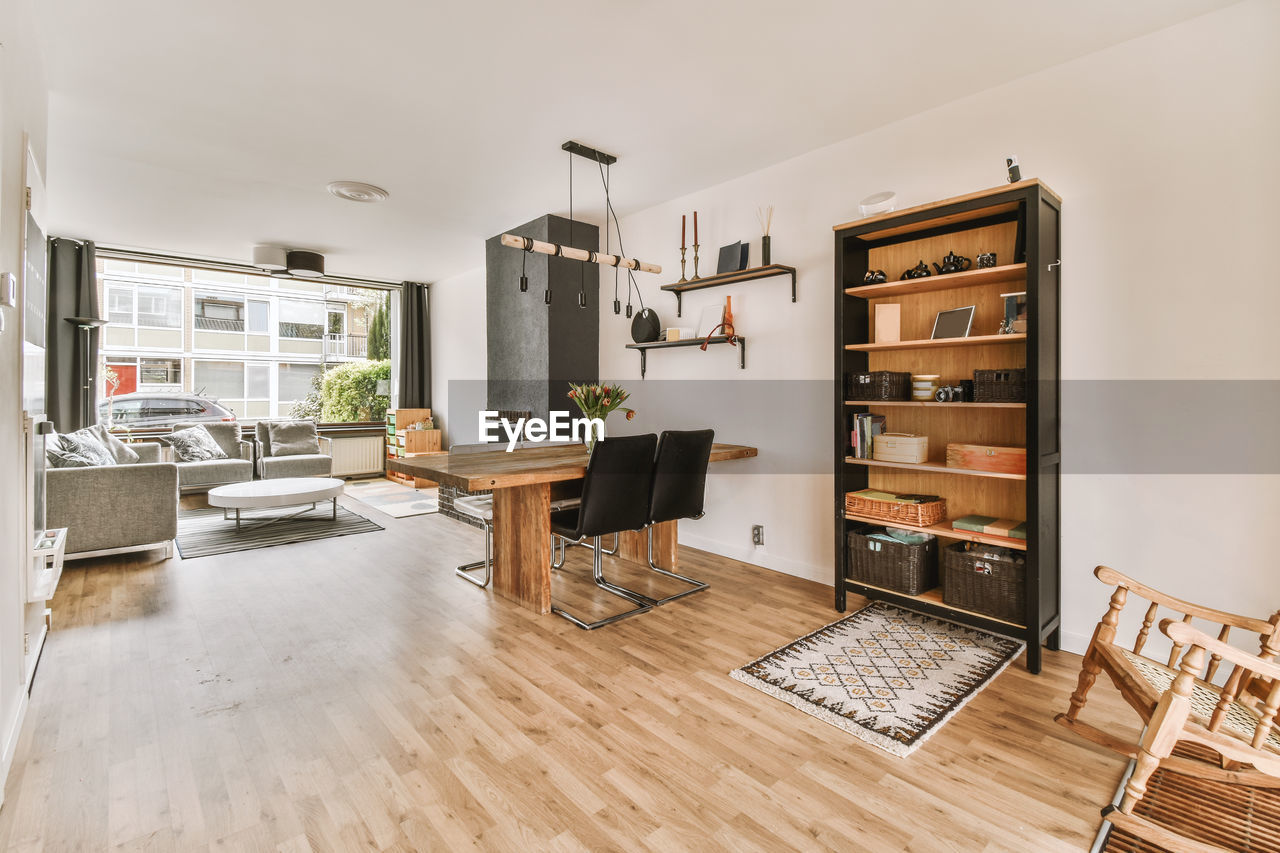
[491,483,551,614]
[616,521,678,570]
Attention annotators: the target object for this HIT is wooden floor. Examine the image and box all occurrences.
[0,493,1140,852]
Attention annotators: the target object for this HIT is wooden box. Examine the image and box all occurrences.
[946,443,1026,475]
[872,433,929,464]
[401,428,442,455]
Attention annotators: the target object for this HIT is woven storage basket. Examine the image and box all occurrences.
[845,492,946,527]
[846,525,938,595]
[942,542,1026,623]
[972,368,1026,403]
[846,371,911,401]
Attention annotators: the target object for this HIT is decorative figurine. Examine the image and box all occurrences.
[933,250,972,275]
[900,260,931,280]
[863,269,887,285]
[1006,155,1021,183]
[976,251,997,269]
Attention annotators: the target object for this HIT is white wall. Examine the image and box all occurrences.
[594,0,1280,652]
[0,0,48,804]
[429,1,1278,654]
[428,266,486,445]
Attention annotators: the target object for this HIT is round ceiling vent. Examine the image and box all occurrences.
[327,181,390,203]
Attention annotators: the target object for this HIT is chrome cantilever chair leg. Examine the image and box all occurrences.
[551,535,654,630]
[551,535,567,569]
[644,525,709,604]
[455,519,492,588]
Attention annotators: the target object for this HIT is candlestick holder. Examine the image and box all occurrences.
[678,247,688,282]
[692,243,701,280]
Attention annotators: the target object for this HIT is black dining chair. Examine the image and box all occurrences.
[644,429,715,604]
[549,433,658,630]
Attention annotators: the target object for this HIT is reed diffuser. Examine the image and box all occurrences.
[757,205,774,266]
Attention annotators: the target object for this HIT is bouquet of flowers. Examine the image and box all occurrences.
[567,383,635,450]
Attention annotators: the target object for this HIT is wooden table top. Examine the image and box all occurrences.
[386,442,758,491]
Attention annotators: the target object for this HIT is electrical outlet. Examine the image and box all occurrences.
[751,525,764,547]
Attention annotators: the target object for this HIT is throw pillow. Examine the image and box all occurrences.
[163,425,228,462]
[47,430,95,468]
[56,429,118,467]
[89,423,141,464]
[267,421,320,457]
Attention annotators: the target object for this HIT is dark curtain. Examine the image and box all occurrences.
[46,238,99,431]
[399,282,431,408]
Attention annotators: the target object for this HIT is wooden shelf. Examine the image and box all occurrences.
[846,579,1027,630]
[844,456,1026,481]
[844,263,1026,298]
[625,335,745,379]
[843,512,1028,552]
[831,179,1061,238]
[844,333,1025,353]
[659,264,797,317]
[844,400,1024,409]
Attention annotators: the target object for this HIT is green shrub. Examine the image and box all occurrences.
[305,359,391,423]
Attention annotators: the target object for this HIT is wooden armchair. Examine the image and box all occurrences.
[1058,566,1280,850]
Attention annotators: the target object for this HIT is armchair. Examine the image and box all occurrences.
[170,421,253,491]
[254,421,333,479]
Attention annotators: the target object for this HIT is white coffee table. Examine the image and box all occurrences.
[208,477,345,530]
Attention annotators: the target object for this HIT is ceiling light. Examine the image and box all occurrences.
[251,245,287,270]
[327,181,390,203]
[287,250,325,278]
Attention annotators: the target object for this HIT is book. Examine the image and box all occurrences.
[952,515,1027,540]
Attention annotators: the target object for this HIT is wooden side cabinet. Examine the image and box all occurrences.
[832,180,1062,673]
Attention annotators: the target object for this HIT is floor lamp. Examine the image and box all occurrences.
[65,316,107,426]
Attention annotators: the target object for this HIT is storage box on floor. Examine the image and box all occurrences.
[845,523,938,595]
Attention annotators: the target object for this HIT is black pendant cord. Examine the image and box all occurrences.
[519,237,529,293]
[607,163,620,315]
[597,160,644,314]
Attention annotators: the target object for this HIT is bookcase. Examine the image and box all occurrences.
[832,180,1062,673]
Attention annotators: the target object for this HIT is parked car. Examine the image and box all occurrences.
[98,392,236,429]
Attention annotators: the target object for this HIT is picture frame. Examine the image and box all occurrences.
[930,305,975,340]
[696,304,725,338]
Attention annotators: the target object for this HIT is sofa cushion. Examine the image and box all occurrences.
[177,458,253,488]
[164,425,228,462]
[259,453,331,479]
[267,421,320,457]
[49,428,117,467]
[89,423,141,464]
[174,421,241,458]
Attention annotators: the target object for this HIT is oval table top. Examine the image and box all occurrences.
[208,477,344,509]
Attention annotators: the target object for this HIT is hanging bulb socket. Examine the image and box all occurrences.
[613,299,621,315]
[544,289,552,305]
[577,292,587,308]
[519,274,528,293]
[626,303,633,318]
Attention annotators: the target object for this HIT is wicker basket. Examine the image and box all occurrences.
[845,491,946,527]
[942,542,1026,623]
[972,368,1026,403]
[846,525,938,595]
[846,370,911,401]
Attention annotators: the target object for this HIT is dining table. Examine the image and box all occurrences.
[387,442,758,614]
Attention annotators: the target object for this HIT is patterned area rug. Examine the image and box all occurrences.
[731,601,1024,757]
[344,478,439,518]
[176,505,383,559]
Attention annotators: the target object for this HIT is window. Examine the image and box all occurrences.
[135,284,183,328]
[278,363,321,403]
[279,298,324,339]
[194,290,245,332]
[247,300,269,334]
[194,360,245,400]
[139,357,181,385]
[107,286,134,325]
[245,362,270,399]
[102,397,146,424]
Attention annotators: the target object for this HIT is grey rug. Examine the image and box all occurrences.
[176,504,383,559]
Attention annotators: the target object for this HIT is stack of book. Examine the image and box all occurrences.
[951,515,1027,540]
[849,412,886,459]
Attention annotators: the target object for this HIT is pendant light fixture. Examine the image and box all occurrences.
[286,250,325,278]
[251,245,287,271]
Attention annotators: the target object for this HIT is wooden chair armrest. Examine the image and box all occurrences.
[1162,620,1280,683]
[1096,566,1275,635]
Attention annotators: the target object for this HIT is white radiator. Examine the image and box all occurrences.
[328,436,385,477]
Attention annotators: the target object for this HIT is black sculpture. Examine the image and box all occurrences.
[899,260,931,280]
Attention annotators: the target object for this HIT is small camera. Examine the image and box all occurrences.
[934,383,970,403]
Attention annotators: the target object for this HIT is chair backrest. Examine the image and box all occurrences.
[255,421,272,457]
[575,434,657,539]
[650,429,715,524]
[450,442,500,455]
[174,421,241,457]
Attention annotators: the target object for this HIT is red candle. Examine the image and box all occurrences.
[681,215,686,249]
[693,211,699,245]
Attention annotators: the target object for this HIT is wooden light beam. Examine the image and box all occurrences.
[499,233,661,275]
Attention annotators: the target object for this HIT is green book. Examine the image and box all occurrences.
[953,515,998,533]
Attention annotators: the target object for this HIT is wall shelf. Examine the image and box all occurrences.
[844,333,1025,353]
[844,512,1028,552]
[660,264,797,317]
[625,335,745,379]
[845,400,1025,409]
[844,263,1027,299]
[844,455,1026,481]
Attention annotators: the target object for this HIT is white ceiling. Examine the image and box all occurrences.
[37,0,1235,282]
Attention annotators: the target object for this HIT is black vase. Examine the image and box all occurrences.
[630,308,660,343]
[761,235,771,266]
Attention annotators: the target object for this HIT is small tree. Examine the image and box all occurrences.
[367,293,390,361]
[319,359,391,423]
[290,371,325,421]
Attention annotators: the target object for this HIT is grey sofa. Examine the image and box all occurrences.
[170,422,253,491]
[254,421,333,479]
[46,442,179,558]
